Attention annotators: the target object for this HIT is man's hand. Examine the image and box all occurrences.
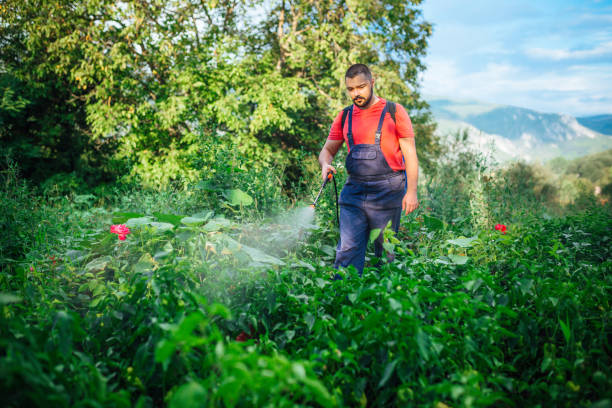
[402,190,419,215]
[322,164,337,181]
[319,140,343,181]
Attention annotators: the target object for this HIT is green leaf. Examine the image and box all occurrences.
[74,194,96,204]
[195,181,221,192]
[463,278,483,292]
[154,242,174,260]
[369,228,381,244]
[133,253,157,274]
[292,363,306,379]
[237,242,285,265]
[149,222,174,233]
[153,212,184,226]
[300,377,334,406]
[415,328,430,361]
[304,313,315,331]
[389,298,402,312]
[155,339,176,371]
[315,278,328,288]
[84,256,112,272]
[125,216,155,227]
[0,293,22,304]
[448,254,469,265]
[112,212,144,224]
[446,236,479,248]
[181,216,209,227]
[168,382,208,408]
[208,303,231,320]
[223,189,253,206]
[424,215,444,230]
[202,217,233,232]
[559,317,571,344]
[378,358,400,388]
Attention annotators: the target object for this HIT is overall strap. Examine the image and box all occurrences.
[386,101,396,124]
[374,104,388,145]
[346,105,355,148]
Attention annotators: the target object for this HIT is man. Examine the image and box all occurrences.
[318,63,419,275]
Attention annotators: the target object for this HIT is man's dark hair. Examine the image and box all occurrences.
[345,64,372,80]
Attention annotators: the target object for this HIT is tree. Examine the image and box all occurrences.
[1,0,438,189]
[238,0,439,169]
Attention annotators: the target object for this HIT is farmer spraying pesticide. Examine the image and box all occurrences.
[318,64,419,275]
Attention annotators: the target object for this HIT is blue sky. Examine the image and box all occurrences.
[419,0,612,116]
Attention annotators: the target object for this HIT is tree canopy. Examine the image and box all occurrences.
[0,0,437,190]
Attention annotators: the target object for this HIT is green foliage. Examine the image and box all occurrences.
[548,149,612,204]
[1,145,611,407]
[1,0,438,192]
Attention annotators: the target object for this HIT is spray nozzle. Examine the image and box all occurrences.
[311,172,334,208]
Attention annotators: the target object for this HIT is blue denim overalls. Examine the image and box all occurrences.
[334,103,407,275]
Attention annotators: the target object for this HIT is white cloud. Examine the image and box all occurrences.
[526,41,612,60]
[421,58,612,115]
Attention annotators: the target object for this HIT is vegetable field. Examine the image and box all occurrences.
[2,0,612,406]
[1,186,611,407]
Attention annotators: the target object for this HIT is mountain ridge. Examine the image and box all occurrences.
[576,115,612,135]
[426,97,612,162]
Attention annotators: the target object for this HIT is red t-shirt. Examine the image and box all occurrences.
[327,98,414,171]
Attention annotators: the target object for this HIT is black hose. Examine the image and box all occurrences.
[332,174,339,227]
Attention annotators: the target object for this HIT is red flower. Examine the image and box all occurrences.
[235,331,250,342]
[110,224,131,240]
[235,324,256,342]
[494,224,507,234]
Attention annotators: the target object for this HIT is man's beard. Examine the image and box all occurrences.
[353,89,373,107]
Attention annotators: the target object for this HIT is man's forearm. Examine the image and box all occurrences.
[398,137,419,194]
[406,158,418,193]
[319,149,333,167]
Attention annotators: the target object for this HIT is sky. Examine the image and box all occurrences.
[419,0,612,117]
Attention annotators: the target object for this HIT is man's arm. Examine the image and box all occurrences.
[398,137,419,215]
[318,139,343,181]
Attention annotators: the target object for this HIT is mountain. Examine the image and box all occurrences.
[576,115,612,135]
[427,98,612,163]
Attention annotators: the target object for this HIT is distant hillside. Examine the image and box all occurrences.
[563,148,612,183]
[577,115,612,135]
[427,98,612,162]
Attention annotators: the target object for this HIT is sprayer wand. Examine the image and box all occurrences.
[311,173,340,226]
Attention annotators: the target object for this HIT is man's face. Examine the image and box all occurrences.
[345,73,373,108]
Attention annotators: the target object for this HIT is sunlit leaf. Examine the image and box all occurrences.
[84,256,112,272]
[149,222,174,233]
[181,216,209,226]
[446,236,479,248]
[223,189,253,206]
[448,254,469,265]
[0,293,22,304]
[202,217,233,232]
[369,228,381,244]
[125,216,155,227]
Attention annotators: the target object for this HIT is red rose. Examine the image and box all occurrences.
[110,224,131,240]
